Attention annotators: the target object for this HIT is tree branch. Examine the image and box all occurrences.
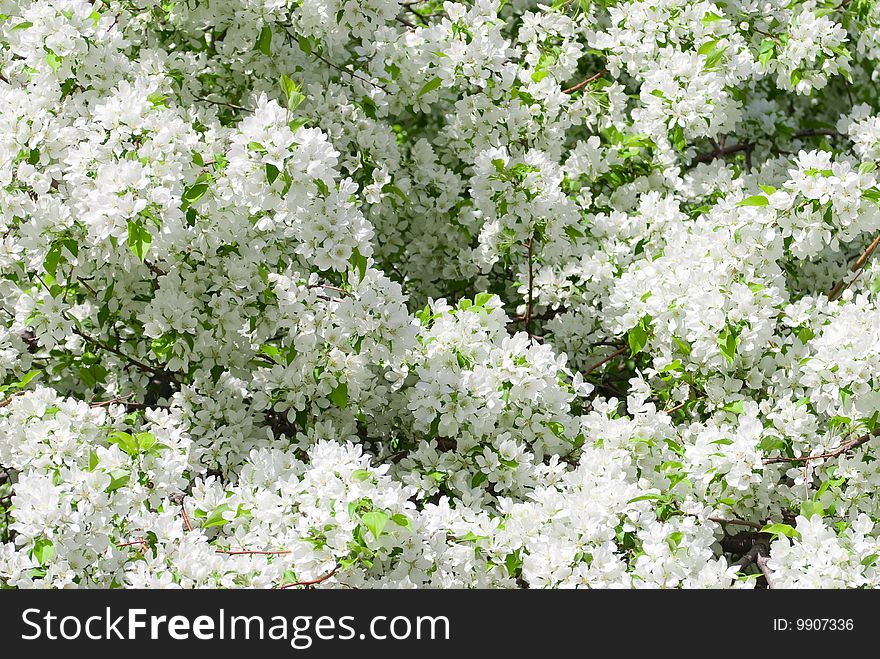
[216,549,291,556]
[525,237,535,337]
[763,427,880,464]
[732,538,773,587]
[562,70,605,94]
[706,516,764,530]
[72,326,176,381]
[756,553,775,589]
[828,233,880,301]
[691,128,838,167]
[583,345,627,376]
[278,565,339,589]
[691,141,752,166]
[193,95,253,113]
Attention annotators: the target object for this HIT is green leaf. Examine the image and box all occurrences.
[799,500,825,519]
[265,163,279,184]
[350,249,367,282]
[44,242,63,277]
[105,469,129,493]
[296,35,312,55]
[737,195,768,207]
[351,469,371,482]
[108,430,139,456]
[45,49,62,72]
[721,400,745,415]
[761,523,801,540]
[505,550,523,575]
[758,38,775,67]
[31,538,54,566]
[418,77,442,97]
[381,183,408,203]
[627,493,663,504]
[151,333,175,361]
[718,324,739,366]
[391,513,412,530]
[698,40,727,70]
[673,337,692,356]
[280,74,306,111]
[670,124,686,152]
[697,39,720,56]
[147,92,168,108]
[256,25,272,56]
[329,381,348,409]
[182,181,210,206]
[530,68,549,83]
[126,220,152,262]
[471,471,488,488]
[134,432,158,452]
[474,292,493,307]
[17,369,41,388]
[203,503,231,528]
[360,511,390,539]
[666,531,684,550]
[628,316,651,357]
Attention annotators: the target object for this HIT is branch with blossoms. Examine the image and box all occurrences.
[2,0,880,592]
[827,233,880,300]
[762,427,880,464]
[691,129,840,167]
[278,566,339,589]
[562,70,605,94]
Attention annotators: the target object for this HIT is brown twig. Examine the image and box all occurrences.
[828,233,880,301]
[525,237,535,337]
[71,326,173,380]
[663,392,706,414]
[583,345,627,376]
[144,261,167,278]
[680,511,764,530]
[90,395,142,408]
[278,565,339,589]
[735,538,776,588]
[762,427,880,464]
[691,141,752,166]
[735,542,765,570]
[181,504,193,532]
[0,391,26,408]
[216,549,291,556]
[562,70,605,94]
[692,128,838,168]
[756,553,775,588]
[793,128,838,140]
[308,283,349,296]
[706,516,764,530]
[194,95,253,113]
[117,538,149,553]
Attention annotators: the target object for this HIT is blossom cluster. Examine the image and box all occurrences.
[2,0,880,589]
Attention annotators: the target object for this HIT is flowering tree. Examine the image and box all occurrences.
[1,0,880,589]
